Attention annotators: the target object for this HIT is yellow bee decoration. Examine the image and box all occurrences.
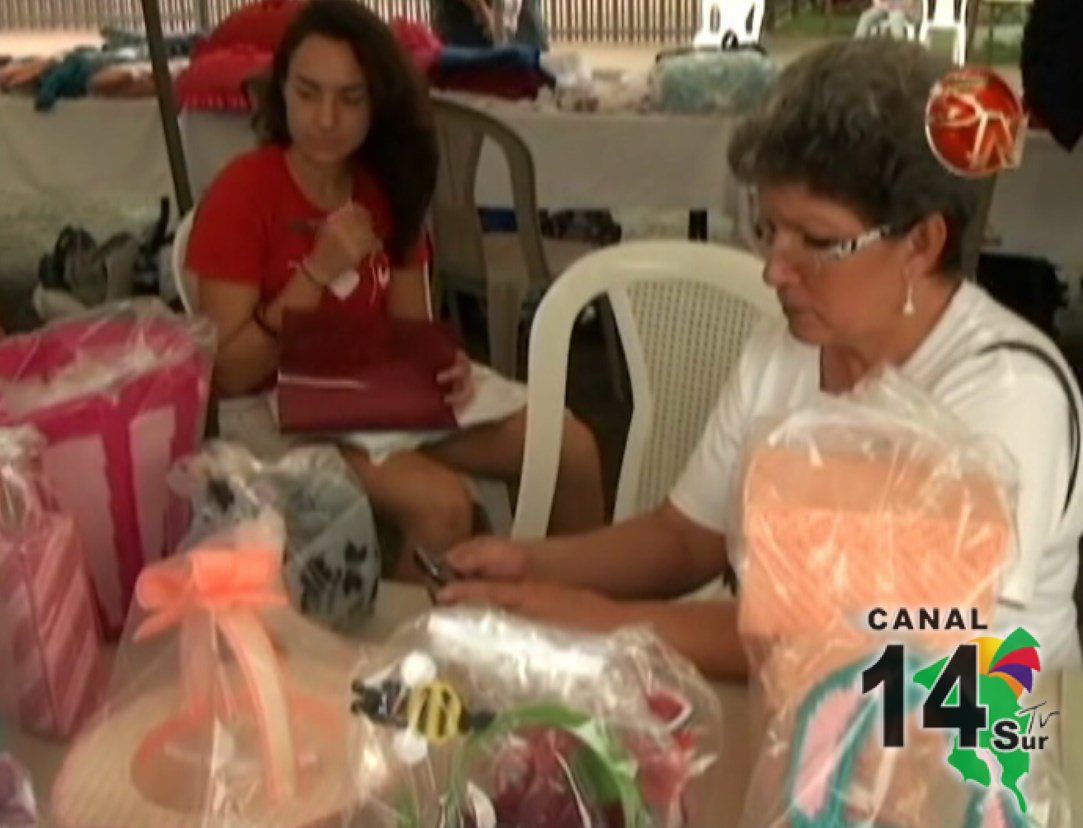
[352,651,495,765]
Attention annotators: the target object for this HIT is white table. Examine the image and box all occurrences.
[6,582,755,827]
[4,93,1080,267]
[437,94,741,213]
[181,99,741,215]
[0,96,173,207]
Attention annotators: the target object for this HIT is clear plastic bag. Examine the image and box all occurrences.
[0,745,37,828]
[50,513,358,828]
[0,426,105,739]
[732,370,1071,827]
[169,440,381,633]
[348,609,724,828]
[650,49,777,116]
[0,299,215,637]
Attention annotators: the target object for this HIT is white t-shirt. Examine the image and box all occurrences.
[671,280,1083,670]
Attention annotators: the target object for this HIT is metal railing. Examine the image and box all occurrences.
[0,0,710,42]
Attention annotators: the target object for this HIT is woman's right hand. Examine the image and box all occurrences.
[304,203,382,286]
[444,535,531,582]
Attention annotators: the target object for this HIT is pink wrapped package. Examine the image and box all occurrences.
[0,301,215,637]
[0,426,104,740]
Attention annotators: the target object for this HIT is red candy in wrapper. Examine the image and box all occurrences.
[490,728,624,828]
[925,67,1026,178]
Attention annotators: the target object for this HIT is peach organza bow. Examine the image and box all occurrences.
[133,543,297,800]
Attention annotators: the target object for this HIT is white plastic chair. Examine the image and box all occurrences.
[920,0,969,65]
[171,209,198,315]
[868,0,926,40]
[170,208,513,534]
[512,240,781,541]
[693,0,766,48]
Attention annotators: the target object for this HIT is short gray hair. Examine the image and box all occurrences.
[729,39,982,273]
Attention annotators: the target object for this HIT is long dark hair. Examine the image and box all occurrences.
[259,0,437,263]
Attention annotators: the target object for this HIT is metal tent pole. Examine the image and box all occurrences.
[140,0,195,215]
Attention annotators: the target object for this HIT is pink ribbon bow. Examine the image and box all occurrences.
[134,544,297,800]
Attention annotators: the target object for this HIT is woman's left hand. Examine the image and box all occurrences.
[437,350,475,408]
[437,579,622,631]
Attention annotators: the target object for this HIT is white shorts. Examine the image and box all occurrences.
[217,362,528,465]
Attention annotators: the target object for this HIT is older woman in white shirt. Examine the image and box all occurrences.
[436,39,1083,678]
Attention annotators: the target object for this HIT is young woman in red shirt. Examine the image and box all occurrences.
[186,0,605,578]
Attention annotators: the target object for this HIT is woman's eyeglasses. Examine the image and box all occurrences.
[738,187,895,274]
[749,220,891,273]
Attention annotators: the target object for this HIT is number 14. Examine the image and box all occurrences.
[862,644,989,748]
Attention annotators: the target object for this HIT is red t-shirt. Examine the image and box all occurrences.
[185,145,429,325]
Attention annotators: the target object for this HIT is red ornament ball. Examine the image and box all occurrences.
[925,67,1026,178]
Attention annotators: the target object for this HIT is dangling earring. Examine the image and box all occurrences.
[903,280,916,317]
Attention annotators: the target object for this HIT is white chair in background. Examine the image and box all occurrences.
[169,208,514,534]
[867,0,927,40]
[512,240,780,556]
[919,0,970,65]
[693,0,766,48]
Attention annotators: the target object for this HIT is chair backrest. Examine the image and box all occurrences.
[512,240,781,538]
[920,0,969,63]
[429,95,552,292]
[926,0,966,26]
[172,209,198,314]
[868,0,927,36]
[693,0,766,46]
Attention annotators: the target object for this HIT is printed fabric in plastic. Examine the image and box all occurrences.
[732,369,1072,828]
[49,513,358,828]
[0,426,104,739]
[0,299,216,638]
[650,49,777,116]
[169,440,381,634]
[348,608,724,828]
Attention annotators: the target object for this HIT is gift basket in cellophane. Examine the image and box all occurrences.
[732,369,1072,828]
[348,608,726,827]
[50,512,359,828]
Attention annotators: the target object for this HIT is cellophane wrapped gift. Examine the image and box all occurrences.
[650,49,777,116]
[169,441,381,634]
[732,370,1072,828]
[0,426,104,739]
[0,718,38,827]
[51,513,358,828]
[0,300,216,638]
[348,608,724,828]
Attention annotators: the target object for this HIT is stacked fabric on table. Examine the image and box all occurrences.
[429,43,553,100]
[175,0,303,111]
[0,29,200,110]
[388,18,554,100]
